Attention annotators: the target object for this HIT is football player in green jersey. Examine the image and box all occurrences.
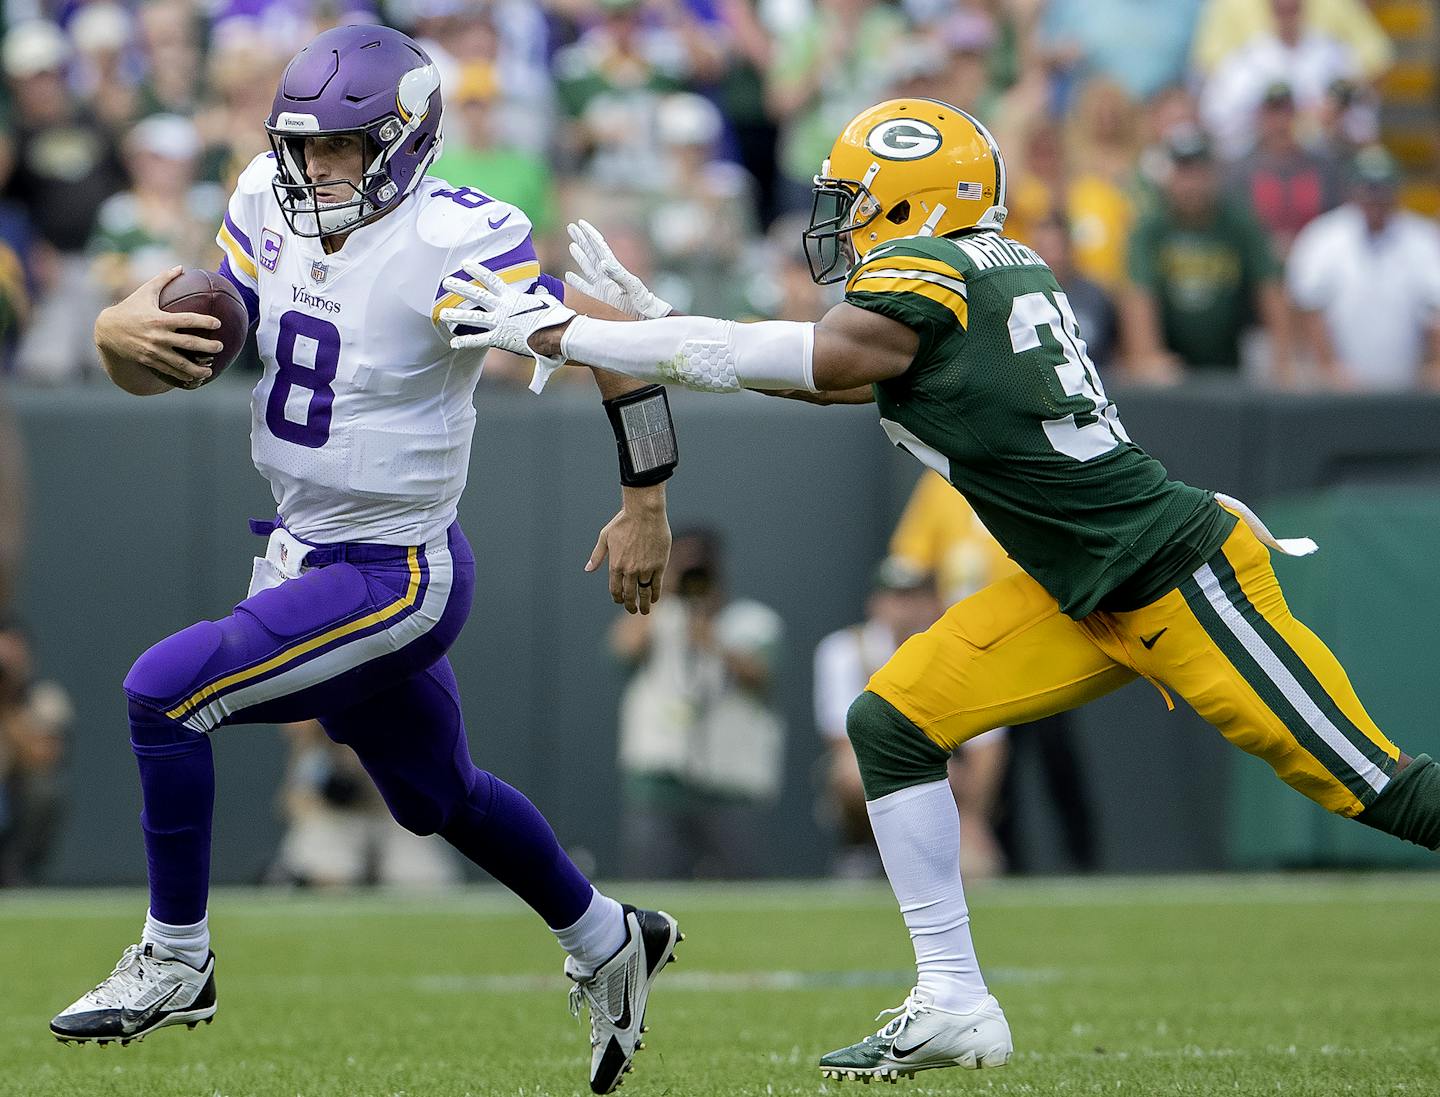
[440,99,1440,1083]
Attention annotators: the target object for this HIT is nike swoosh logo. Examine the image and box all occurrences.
[1140,628,1168,650]
[614,968,633,1030]
[892,1034,938,1060]
[119,984,181,1033]
[513,303,547,317]
[488,211,512,229]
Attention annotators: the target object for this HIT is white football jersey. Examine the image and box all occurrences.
[217,152,554,545]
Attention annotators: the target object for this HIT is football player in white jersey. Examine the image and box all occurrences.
[50,26,682,1095]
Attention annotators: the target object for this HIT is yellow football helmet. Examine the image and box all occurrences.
[804,98,1008,284]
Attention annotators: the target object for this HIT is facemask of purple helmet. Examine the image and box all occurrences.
[265,24,444,239]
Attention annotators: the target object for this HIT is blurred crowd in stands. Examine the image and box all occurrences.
[0,0,1426,388]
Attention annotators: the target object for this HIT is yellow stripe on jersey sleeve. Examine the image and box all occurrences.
[847,253,966,292]
[217,225,258,281]
[431,260,543,324]
[848,274,969,328]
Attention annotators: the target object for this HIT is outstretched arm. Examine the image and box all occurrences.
[529,298,918,396]
[438,221,916,397]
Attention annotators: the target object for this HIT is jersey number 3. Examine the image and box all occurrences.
[266,310,340,449]
[1007,291,1130,462]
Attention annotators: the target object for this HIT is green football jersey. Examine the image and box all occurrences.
[846,232,1233,619]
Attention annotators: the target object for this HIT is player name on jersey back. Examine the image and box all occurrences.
[949,233,1045,272]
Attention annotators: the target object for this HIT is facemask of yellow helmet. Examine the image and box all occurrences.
[804,98,1008,285]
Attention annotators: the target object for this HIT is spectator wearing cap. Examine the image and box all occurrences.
[0,21,126,256]
[1287,147,1440,391]
[645,92,757,317]
[69,3,138,134]
[1121,127,1293,384]
[88,114,226,304]
[430,63,557,236]
[1227,82,1342,258]
[813,557,943,878]
[1,20,126,382]
[1199,0,1368,161]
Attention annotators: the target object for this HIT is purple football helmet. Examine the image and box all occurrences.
[266,25,443,238]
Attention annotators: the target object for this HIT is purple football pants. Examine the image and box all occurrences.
[123,522,593,928]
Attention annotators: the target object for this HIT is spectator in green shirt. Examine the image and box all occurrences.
[87,114,224,305]
[1121,127,1293,385]
[429,63,557,237]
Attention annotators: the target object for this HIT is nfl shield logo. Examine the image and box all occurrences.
[310,260,328,284]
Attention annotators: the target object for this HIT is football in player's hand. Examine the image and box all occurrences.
[153,269,250,389]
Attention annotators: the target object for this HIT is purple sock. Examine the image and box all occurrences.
[128,699,213,926]
[439,770,594,929]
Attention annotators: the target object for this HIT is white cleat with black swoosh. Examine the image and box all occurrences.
[818,990,1012,1082]
[566,906,681,1094]
[50,942,216,1047]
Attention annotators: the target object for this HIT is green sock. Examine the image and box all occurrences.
[1356,754,1440,851]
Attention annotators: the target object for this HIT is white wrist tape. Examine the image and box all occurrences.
[560,315,817,393]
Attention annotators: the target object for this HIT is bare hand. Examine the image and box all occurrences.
[95,266,223,387]
[586,498,671,614]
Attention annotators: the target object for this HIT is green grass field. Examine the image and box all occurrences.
[4,876,1439,1097]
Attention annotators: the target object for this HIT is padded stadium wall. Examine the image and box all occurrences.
[13,382,1440,883]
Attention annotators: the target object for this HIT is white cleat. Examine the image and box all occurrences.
[566,905,681,1094]
[50,942,216,1047]
[818,990,1012,1082]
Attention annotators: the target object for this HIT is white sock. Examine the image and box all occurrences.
[554,888,627,976]
[142,910,209,968]
[867,780,989,1013]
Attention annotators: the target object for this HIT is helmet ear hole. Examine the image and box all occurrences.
[886,200,910,225]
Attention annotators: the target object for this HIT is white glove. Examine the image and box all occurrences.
[440,261,576,392]
[564,219,673,320]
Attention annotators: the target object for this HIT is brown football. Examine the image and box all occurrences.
[152,268,251,389]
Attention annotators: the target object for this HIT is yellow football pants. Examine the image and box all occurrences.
[867,515,1401,816]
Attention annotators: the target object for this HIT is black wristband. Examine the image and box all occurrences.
[603,384,679,487]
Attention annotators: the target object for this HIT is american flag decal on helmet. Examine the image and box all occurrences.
[956,181,985,201]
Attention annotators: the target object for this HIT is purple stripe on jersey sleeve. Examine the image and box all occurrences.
[223,211,253,256]
[218,258,260,328]
[434,237,541,300]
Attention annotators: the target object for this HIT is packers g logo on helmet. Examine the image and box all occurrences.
[803,98,1008,285]
[865,119,943,161]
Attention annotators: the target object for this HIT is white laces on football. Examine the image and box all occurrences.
[87,945,151,1007]
[876,990,930,1038]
